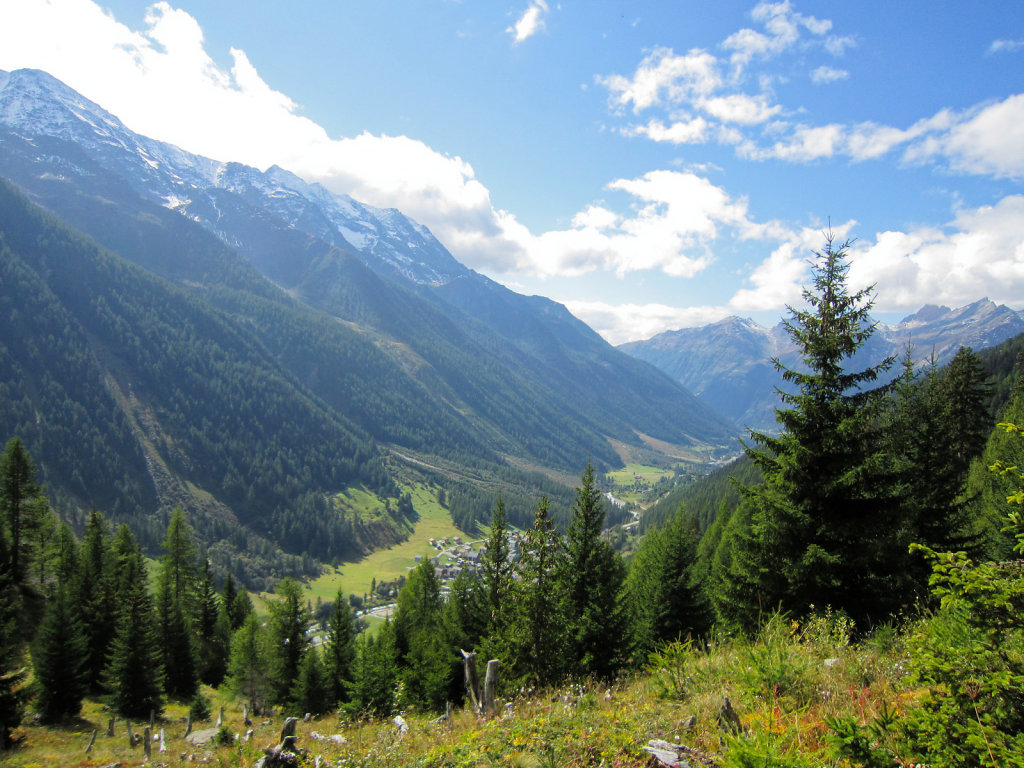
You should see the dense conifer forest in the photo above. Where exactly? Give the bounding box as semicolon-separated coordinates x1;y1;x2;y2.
1;236;1024;767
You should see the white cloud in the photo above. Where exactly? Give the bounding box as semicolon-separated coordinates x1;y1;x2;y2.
563;300;732;345
989;39;1024;54
810;65;848;84
729;221;856;311
848;196;1024;311
698;92;781;124
624;116;709;144
723;1;841;71
597;47;722;114
507;1;548;44
494;170;764;279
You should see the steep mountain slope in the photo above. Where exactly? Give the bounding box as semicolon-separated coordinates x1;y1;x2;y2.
622;302;1024;431
0;177;398;585
0;68;737;471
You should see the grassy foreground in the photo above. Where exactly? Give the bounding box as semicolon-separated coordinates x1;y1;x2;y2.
3;610;921;767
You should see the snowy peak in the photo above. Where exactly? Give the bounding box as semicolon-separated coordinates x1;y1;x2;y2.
0;68;464;288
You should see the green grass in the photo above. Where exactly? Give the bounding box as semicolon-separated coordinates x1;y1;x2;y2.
606;463;674;486
306;481;464;604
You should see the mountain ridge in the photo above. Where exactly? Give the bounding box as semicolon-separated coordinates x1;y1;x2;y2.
620;300;1024;430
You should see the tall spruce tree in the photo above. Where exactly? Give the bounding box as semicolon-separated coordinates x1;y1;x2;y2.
74;510;115;694
348;619;398;718
31;585;88;722
558;463;626;679
507;496;564;686
323;590;357;708
481;497;513;637
266;577;310;708
155;567;198;701
104;525;164;720
723;236;897;629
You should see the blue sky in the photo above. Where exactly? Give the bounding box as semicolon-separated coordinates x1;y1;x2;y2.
2;1;1023;343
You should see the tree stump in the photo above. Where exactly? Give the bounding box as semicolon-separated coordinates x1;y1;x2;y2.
460;649;481;714
483;659;500;717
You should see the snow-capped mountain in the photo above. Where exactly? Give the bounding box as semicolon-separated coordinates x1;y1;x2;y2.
0;67;464;287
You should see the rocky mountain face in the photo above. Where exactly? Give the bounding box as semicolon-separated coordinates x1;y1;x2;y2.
0;68;738;569
621;301;1024;431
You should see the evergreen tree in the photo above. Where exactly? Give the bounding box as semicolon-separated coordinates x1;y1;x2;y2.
161;508;198;617
0;437;42;583
724;236;897;629
74;510;115;694
393;560;451;711
195;559;228;686
348;620;398;718
480;497;513;636
31;585;87;722
0;536;25;748
228;612;269;715
103;525;163;720
293;647;330;716
507;496;564;686
967;375;1024;558
53;521;79;594
624;507;706;659
266;577;310;708
558;463;626;679
155;567;198;700
441;569;487;657
323;590;357;708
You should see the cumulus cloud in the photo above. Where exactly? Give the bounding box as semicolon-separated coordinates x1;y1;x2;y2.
494;170;767;279
848;196;1024;311
507;0;548;44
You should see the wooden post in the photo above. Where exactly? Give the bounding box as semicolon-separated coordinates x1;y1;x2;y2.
184;712;192;737
143;726;152;761
159;728;167;753
216;706;224;727
483;659;499;717
126;720;135;748
84;729;97;754
106;717;115;737
460;649;481;714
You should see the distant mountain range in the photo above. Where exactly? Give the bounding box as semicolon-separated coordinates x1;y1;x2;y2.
620;301;1024;431
0;68;738;574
